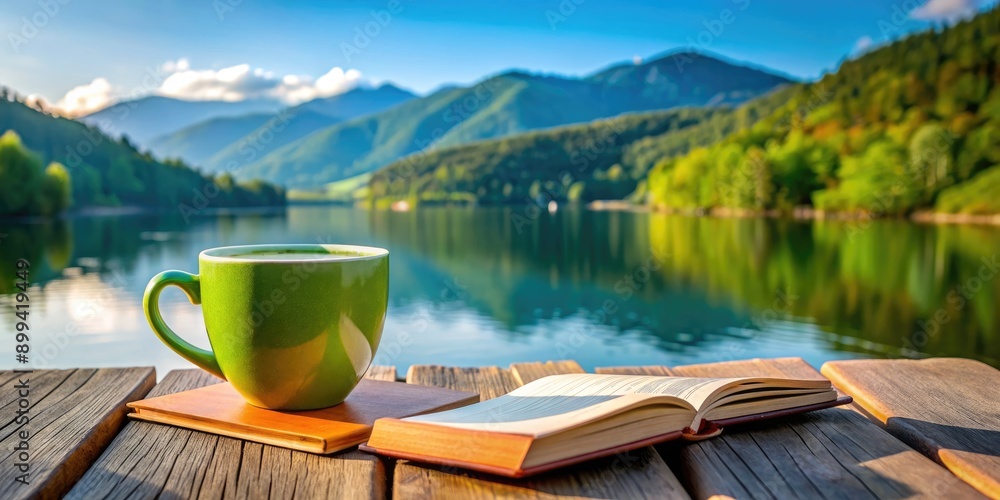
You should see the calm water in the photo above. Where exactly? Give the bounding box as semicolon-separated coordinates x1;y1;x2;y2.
1;206;997;377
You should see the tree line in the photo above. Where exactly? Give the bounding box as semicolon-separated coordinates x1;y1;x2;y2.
0;91;285;217
648;7;1000;215
367;87;797;208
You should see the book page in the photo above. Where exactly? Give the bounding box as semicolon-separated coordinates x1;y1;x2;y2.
404;374;746;436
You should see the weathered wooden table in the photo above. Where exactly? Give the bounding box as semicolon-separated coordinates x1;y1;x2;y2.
2;357;998;499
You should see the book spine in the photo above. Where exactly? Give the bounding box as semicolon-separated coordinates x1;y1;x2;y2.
365;419;534;472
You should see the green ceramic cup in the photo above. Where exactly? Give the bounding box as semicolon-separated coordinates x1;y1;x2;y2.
143;244;389;410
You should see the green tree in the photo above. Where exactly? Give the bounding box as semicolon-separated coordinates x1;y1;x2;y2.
39;162;72;215
0;131;73;216
908;123;953;202
107;157;145;197
0;131;44;214
815;139;921;215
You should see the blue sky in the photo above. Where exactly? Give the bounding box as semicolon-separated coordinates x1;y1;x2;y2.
1;0;995;115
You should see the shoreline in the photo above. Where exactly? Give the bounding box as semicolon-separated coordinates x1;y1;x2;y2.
591;202;1000;227
4;201;1000;227
0;204;289;222
361;198;1000;227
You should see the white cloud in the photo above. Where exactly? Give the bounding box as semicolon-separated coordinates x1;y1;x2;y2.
160;58;190;73
274;67;363;104
852;35;874;55
55;78;120;117
53;59;364;116
158;62;363;104
911;0;979;22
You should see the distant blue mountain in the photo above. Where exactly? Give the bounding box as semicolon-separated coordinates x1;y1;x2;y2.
80;96;283;145
139;84;417;170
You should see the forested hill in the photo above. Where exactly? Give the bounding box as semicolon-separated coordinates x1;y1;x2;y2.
648;6;1000;215
366;86;797;207
0;92;285;216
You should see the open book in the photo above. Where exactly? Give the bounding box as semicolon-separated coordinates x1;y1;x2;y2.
361;373;849;477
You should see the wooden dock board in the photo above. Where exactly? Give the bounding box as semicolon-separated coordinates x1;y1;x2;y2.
363;365;398;382
0;368;154;500
596;365;672;376
509;360;584;385
601;358;984;499
405;365;520;401
396;361;690;499
667;357;828;380
66;367;396;500
823;358;1000;498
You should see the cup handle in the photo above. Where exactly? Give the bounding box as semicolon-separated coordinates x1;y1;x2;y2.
143;270;225;380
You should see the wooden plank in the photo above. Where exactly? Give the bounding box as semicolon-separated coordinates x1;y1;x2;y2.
595;365;672;376
655;358;982;499
66;370;386;500
397;363;690;499
0;368;154;500
394;448;684;499
406;365;520;401
823;358;1000;498
509;360;584;385
364;365;397;382
671;357;827;380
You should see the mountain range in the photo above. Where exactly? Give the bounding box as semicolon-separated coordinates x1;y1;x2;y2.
366;5;1000;215
85;52;793;189
144;84;416;170
80;96;284;144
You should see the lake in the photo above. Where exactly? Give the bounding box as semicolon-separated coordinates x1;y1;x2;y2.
1;206;997;377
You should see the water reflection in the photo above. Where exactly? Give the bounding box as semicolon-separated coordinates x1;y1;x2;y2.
0;207;996;375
